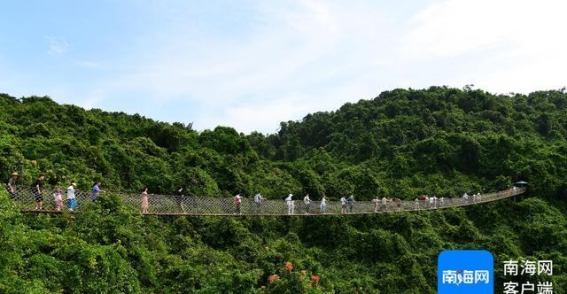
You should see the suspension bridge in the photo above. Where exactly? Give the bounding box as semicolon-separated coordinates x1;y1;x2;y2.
10;186;527;216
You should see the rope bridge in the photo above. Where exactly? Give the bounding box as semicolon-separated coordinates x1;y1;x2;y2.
11;186;527;216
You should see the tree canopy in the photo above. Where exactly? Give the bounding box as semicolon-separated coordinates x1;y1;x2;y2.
0;87;566;293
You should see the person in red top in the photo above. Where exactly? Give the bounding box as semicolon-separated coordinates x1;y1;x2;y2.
234;193;242;215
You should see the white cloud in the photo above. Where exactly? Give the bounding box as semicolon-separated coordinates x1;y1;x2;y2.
21;1;566;134
401;0;567;58
205;94;314;134
45;36;69;56
89;1;395;133
400;0;567;93
145;1;344;100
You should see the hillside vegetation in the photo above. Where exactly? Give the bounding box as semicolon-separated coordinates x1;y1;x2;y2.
0;87;566;293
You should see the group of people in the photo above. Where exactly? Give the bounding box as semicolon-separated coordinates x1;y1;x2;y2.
408;192;483;210
4;171;495;215
277;193;331;215
235;191;485;215
4;172;102;211
234;193;356;215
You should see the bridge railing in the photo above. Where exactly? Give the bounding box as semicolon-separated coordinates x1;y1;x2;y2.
8;185;527;215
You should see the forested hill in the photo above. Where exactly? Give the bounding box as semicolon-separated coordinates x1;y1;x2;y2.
0;88;566;293
252;86;567;200
3;87;567;201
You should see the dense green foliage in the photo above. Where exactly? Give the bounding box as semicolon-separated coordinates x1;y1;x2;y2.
0;87;566;293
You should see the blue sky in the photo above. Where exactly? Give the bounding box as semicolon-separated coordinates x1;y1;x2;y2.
2;0;566;134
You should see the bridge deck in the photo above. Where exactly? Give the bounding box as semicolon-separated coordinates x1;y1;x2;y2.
15;187;526;216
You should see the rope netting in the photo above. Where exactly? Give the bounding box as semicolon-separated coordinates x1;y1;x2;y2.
11;186;527;216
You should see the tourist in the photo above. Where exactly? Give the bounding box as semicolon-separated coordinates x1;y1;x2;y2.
67;182;77;211
53;183;63;211
141;187;149;214
31;174;45;210
92;181;102;202
462;192;470;204
372;196;380;212
340;196;347;214
347;195;355;213
234;193;242;215
285;194;294;215
254;193;264;214
6;172;19;200
175;187;185;212
320;195;327;214
303;194;311;214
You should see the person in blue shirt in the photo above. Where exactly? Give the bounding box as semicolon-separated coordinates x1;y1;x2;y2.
92;181;101;202
347;195;355;213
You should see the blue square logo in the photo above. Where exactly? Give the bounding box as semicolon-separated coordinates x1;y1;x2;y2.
438;250;494;294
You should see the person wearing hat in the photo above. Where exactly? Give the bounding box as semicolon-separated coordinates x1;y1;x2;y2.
285;194;294;215
6;172;19;200
66;182;77;211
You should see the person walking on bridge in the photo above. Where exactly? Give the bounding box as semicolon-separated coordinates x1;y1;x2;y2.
347;195;355;213
53;183;63;211
285;194;294;215
141;187;149;214
320;195;327;214
31;174;45;210
234;193;242;215
175;187;185;212
254;193;264;214
303;194;311;214
340;196;347;214
92;181;102;202
6;172;19;200
372;196;380;212
66;182;77;211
